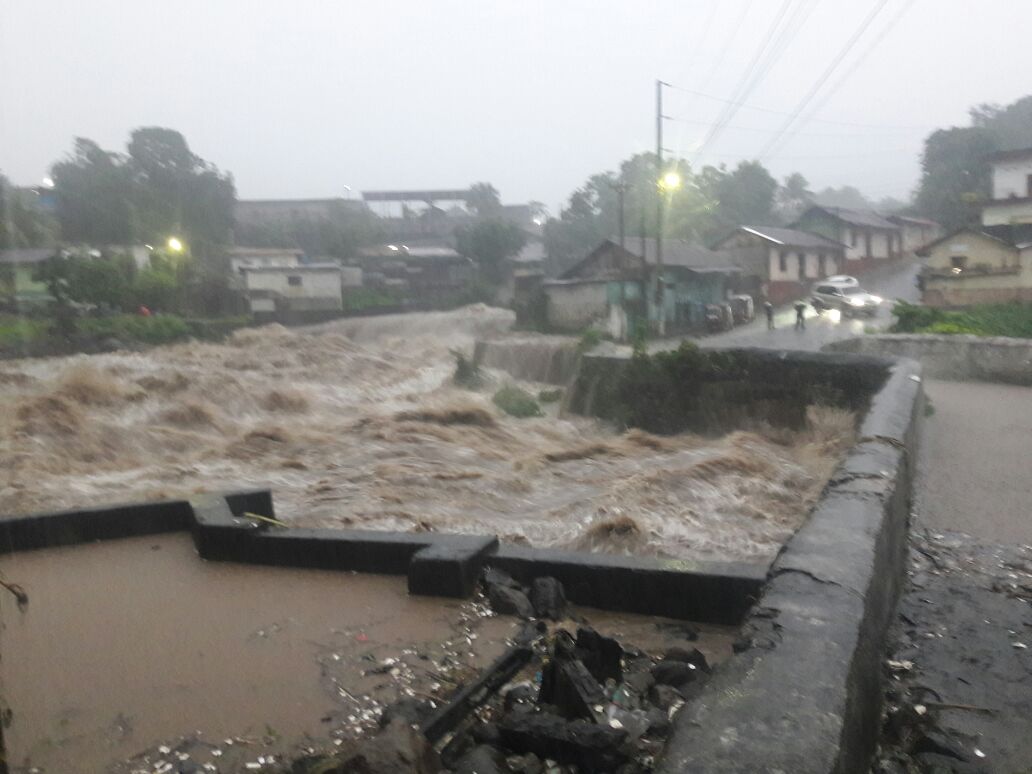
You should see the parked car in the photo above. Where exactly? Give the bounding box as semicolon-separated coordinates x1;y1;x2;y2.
824;274;859;287
811;282;883;317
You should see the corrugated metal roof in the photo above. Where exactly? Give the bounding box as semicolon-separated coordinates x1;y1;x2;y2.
736;226;847;250
801;206;898;230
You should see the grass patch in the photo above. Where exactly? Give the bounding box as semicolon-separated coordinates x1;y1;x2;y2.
492;385;542;418
538;388;563;403
0;316;48;349
891;301;1032;338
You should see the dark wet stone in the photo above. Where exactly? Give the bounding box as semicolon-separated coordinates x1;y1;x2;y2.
453;744;504;774
539;658;605;720
333;718;440;773
647;683;683;711
499;713;628;771
504;752;544;774
530;577;567;620
482;566;523;591
575;627;623;684
471;722;502;746
504;682;537;713
487;584;534;618
650;660;699;688
622;670;655;697
661;646;710;673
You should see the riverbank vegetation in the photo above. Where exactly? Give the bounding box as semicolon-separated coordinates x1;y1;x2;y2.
891;301;1032;338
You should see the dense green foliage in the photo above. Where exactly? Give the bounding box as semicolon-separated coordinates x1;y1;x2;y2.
0;174;60;249
614;341;747;433
51;128;235;255
455;219;527;283
492;385;543;418
915;96;1032;230
891;301;1032;338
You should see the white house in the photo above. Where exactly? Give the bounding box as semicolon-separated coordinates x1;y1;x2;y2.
982;147;1032;230
242;263;353;324
792;206;903;269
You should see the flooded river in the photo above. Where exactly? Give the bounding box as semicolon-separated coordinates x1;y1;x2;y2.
0;305;853;563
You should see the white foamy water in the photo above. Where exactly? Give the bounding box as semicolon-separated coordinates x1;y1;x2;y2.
0;305;853;563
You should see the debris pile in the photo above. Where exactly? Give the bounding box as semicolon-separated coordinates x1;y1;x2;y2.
286;569;711;773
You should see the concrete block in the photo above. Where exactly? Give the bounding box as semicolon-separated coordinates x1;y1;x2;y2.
407;535;499;598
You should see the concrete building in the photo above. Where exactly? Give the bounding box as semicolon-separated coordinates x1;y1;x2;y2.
981;147;1032;235
355;244;474;303
243;263;359;324
540;239;742;339
234;198;367;229
917;228;1032;307
792;206;902;269
887;215;941;254
711;226;847;304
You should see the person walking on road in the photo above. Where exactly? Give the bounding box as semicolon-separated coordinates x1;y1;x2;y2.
764;301;774;330
794;300;806;331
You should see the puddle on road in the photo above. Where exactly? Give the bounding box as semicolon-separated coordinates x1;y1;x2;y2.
0;533;734;773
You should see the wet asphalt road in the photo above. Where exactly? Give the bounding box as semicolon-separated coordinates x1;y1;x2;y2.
698;257;922;352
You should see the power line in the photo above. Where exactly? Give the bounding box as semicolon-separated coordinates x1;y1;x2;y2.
665;115;919;138
666;83;933;129
757;0;892;160
690;0;798;158
693;0;820;159
696;0;756;94
776;0;917;153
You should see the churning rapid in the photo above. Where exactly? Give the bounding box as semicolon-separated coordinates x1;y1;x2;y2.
0;306;854;563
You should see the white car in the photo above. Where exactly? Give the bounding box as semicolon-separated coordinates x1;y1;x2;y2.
824;274;859;287
811;283;883;317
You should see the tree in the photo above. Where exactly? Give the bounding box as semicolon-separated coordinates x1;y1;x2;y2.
700;160;779;242
467;182;502;217
127;127;235;256
455;219;526;284
915;127;995;231
775;173;814;222
813;185;873;210
65;253;136;310
52;138;134;244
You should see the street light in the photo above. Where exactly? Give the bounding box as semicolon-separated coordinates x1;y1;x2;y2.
659;170;682;192
167;237;184;253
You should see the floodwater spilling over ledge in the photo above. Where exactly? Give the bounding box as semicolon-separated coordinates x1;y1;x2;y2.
0;306;857;565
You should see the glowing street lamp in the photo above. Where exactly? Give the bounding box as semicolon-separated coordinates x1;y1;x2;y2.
659;170;682;191
167;237;184;253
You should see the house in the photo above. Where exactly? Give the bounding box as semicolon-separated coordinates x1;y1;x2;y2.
242;263;357;324
916;228;1032;306
917;147;1032;307
355;244;474;303
981;147;1032;242
792;206;902;269
541;239;742;338
0;247;55;302
227;247;304;289
711;226;847;304
887;215;941;254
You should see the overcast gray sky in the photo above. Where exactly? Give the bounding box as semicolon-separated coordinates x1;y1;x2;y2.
2;0;1030;211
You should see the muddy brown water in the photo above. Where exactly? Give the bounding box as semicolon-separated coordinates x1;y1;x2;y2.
0;533;735;773
0;305;854;564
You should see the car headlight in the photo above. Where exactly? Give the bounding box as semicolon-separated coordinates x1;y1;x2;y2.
848;298;865;306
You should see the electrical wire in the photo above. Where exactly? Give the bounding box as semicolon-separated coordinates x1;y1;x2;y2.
757;0;892;160
772;0;917;155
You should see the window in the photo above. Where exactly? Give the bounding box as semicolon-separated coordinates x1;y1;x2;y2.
850;229;857;247
778;250;788;272
950;256;967;271
797;252;806;279
817;253;826;277
287;274;302;286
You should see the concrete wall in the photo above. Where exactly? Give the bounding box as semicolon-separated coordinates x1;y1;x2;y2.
921;233;1032;306
992;157;1032;200
543;280;608;331
245;269;343;301
982;198;1032;227
826;333;1032;385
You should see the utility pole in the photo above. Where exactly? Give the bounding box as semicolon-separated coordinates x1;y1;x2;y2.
655;79;666;336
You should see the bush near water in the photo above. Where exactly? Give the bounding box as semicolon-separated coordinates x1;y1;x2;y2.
891;301;1032;338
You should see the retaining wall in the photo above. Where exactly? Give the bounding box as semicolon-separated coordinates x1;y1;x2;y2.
826;333;1032;385
657;355;922;774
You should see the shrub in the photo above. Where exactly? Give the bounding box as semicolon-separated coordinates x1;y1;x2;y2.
538;388;563;403
577;328;603;353
78;314;191;344
493;385;542;418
